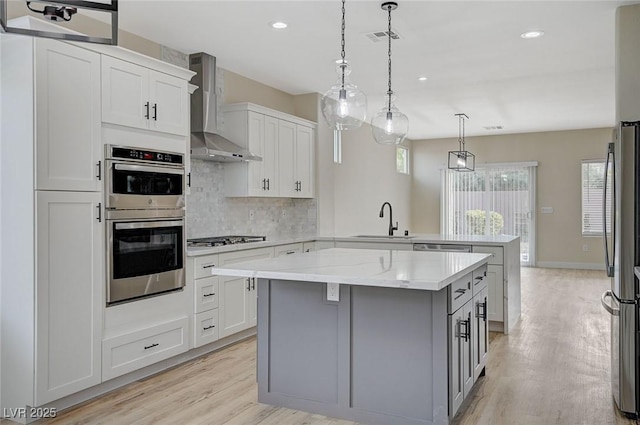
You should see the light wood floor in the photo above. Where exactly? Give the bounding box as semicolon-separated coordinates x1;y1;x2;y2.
4;268;637;425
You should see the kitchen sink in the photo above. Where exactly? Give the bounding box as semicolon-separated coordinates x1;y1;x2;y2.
353;235;416;240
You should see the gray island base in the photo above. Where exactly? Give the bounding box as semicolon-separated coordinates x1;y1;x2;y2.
213;248;491;425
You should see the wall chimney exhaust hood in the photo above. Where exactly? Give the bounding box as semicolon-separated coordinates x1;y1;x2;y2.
189;52;261;162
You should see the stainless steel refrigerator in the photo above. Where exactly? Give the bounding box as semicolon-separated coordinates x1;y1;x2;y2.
601;121;640;416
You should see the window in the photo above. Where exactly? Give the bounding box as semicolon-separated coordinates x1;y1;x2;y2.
581;160;611;236
396;146;409;174
333;130;342;164
441;163;537;265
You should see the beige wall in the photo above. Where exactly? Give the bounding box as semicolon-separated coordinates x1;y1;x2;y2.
411;127;612;268
333;125;412;236
222;70;295;115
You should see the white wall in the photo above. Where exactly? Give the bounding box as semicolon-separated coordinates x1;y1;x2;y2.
332;124;412;236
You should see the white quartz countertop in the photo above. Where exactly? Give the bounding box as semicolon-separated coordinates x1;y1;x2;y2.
212;248;491;291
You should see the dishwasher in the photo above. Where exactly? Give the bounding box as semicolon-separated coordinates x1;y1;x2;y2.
413;243;472;252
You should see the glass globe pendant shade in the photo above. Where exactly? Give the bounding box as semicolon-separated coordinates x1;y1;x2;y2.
371;101;409;145
321;62;368;131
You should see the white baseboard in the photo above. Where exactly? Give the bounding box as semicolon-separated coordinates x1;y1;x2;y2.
535;261;604;271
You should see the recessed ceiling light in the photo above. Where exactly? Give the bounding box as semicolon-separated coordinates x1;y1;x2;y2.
270;21;288;29
417;76;428;81
520;30;544;39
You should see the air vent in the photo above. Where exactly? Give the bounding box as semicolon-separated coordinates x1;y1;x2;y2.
365;29;401;42
483;125;504;130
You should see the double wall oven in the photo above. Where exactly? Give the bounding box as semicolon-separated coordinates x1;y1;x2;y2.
105;145;186;305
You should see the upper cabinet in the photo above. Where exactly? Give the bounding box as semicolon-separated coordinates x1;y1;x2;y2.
35;39;102;192
101;56;189;136
222;103;315;199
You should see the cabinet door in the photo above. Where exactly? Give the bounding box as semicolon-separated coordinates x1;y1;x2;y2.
35;39;101;192
295;125;314;198
461;301;474;398
263;115;279;196
473;285;489;381
101;56;149;130
148;70;189;136
278;120;297;197
218;276;252;338
35;191;103;404
448;308;465;417
247;112;266;195
487;265;504;322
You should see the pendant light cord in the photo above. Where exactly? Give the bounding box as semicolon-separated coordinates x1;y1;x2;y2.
340;0;346;89
386;4;393;112
458;114;467;151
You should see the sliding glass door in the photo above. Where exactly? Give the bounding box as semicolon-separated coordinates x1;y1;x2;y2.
441;163;536;266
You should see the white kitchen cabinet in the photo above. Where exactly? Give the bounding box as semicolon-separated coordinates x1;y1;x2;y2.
102;56;188;136
223;109;280;196
218;248;273;337
35;191;104;404
486;264;504;323
223;103;316;198
35;39;102;192
102;317;189;381
274;243;303;257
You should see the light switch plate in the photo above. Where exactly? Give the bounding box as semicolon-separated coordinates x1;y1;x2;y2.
327;282;340;302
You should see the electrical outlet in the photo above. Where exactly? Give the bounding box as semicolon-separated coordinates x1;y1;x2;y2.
281;209;287;218
327;282;340;302
583;244;589;252
249;209;255;220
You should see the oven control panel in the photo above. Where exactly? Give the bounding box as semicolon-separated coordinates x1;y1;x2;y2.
109;146;184;165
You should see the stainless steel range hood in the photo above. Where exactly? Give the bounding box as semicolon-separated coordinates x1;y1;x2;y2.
189;52;261;162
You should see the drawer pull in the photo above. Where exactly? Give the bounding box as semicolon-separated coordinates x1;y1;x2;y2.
202;264;216;269
144;343;159;350
286;251;295;255
476;301;487;321
203;325;216;331
454;288;467;300
203;293;216;297
458;319;470;341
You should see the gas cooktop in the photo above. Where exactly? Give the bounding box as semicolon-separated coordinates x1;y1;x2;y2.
187;235;266;247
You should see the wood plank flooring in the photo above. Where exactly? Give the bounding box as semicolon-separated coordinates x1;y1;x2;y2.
3;268;637;425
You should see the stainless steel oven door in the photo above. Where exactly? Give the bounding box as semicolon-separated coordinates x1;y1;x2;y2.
107;217;185;305
106;160;185;210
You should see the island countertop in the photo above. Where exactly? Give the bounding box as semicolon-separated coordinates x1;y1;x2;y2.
211;248;490;291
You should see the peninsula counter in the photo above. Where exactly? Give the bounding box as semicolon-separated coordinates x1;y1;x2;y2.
213;248;491;425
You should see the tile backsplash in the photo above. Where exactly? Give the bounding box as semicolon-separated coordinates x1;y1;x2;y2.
186;159;317;240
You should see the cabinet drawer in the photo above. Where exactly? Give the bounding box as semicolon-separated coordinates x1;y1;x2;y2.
449;272;472;314
472;264;488;294
194;254;219;279
472;245;503;265
274;243;303;257
193;309;219;348
195;276;219;314
102;317;188;381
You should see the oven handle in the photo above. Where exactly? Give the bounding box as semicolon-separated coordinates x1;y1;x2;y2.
113;163;184;175
114;220;184;230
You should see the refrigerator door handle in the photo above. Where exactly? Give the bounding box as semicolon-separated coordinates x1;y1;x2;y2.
601;290;620;316
603;141;616;278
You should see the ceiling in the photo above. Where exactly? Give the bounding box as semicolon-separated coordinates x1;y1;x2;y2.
94;1;640;139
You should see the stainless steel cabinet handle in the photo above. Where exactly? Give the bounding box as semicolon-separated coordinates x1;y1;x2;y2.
458;319;470;341
262;179;266;190
202;264;216;269
96;161;102;181
187;172;191;188
267;178;270;190
152;103;157;121
203;325;215;331
144;343;159;350
601;290;620;316
203;293;215;297
476;301;487;321
286;251;295;255
246;279;250;291
96;203;102;223
454;288;466;300
144;101;150;119
251;279;255;290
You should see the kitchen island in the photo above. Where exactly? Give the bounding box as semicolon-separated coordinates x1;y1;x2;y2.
213;248;491;425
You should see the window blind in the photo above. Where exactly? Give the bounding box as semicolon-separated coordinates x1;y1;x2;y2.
581;160;611;236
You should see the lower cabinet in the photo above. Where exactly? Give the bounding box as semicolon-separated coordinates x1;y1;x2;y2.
486;264;504;322
35;191;103;405
194;309;219;347
218;248;273;338
102;317;189;381
448;267;489;419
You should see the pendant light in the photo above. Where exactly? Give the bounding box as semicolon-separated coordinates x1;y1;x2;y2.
448;113;475;172
321;0;367;131
371;1;408;145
